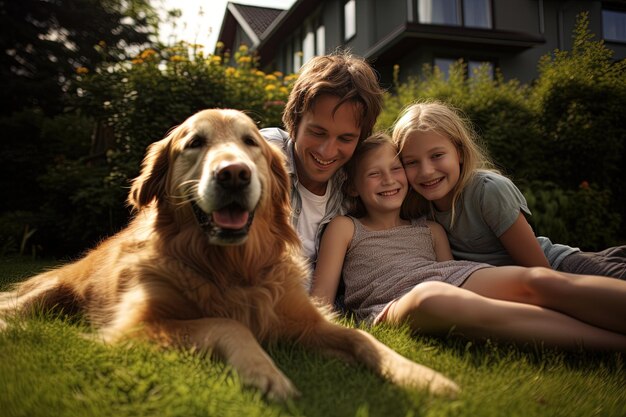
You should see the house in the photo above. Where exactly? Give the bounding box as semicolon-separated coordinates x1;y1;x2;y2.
217;0;626;86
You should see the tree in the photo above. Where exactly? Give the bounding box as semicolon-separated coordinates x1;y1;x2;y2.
0;0;158;116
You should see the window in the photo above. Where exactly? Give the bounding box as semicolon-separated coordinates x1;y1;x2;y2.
468;60;494;78
303;24;315;64
287;15;325;71
434;58;456;78
435;57;494;79
463;0;491;28
419;0;492;29
344;0;356;40
419;0;459;26
284;41;293;73
292;31;302;72
603;9;626;42
316;24;326;56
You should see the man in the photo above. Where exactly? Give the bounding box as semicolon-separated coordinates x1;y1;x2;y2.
261;52;384;271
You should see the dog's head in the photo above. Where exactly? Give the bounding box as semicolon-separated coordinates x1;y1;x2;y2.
128;109;294;246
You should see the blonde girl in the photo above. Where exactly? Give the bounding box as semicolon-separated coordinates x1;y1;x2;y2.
311;132;626;349
392;101;625;279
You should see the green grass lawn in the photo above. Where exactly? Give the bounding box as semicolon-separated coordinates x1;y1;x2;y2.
1;257;624;417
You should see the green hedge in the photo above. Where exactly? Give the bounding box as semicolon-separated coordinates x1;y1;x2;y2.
379;13;625;250
1;43;295;257
1;13;624;256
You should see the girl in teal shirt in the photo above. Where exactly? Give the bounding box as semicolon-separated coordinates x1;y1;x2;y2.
391;101;625;279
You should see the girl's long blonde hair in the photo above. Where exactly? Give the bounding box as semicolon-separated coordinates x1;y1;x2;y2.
391;100;497;228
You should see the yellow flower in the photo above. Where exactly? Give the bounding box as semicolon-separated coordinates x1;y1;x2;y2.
279;87;289;95
131;58;144;65
273;71;283;78
237;56;252;64
76;66;89;75
170;55;186;62
225;67;236;76
265;74;277;81
140;49;157;59
210;55;222;64
216;41;225;50
265;84;276;91
238;44;249;53
255;70;265;77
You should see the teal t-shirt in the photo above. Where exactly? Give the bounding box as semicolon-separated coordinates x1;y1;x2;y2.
432;171;578;268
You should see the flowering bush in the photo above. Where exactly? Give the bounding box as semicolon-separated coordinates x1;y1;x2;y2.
29;42;297;256
72;40;296;197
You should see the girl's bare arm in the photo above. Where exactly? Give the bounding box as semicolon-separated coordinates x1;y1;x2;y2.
427;221;455;262
499;213;551;268
310;216;354;305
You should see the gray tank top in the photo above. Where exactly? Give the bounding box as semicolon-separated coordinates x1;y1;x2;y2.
343;216;490;322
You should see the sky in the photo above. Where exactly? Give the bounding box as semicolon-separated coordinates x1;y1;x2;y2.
157;0;297;50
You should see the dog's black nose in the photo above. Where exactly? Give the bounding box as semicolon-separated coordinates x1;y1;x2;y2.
216;162;251;189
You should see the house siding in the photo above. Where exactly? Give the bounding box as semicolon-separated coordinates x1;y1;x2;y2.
220;0;626;86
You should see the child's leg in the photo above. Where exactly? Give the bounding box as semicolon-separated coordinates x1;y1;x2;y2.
461;266;626;334
556;247;626;280
384;281;626;350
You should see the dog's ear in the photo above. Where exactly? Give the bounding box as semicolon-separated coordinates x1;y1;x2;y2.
128;136;172;210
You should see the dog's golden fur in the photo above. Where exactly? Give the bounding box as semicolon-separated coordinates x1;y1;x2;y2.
0;109;458;399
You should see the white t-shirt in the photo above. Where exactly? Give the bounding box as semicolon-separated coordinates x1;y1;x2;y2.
296;182;330;261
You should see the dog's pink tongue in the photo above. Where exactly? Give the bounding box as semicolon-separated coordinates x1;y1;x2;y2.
212;208;249;229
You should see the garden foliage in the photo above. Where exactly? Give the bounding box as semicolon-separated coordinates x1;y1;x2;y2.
0;43;295;257
0;13;623;256
379;13;625;250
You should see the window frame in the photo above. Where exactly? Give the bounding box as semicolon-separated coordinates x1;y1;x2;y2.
602;8;626;43
418;0;493;29
343;0;357;41
434;56;496;80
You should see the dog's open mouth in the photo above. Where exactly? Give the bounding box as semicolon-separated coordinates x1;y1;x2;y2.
192;202;254;242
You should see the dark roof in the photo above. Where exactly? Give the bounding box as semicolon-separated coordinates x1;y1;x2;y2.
217;2;286;50
232;3;284;38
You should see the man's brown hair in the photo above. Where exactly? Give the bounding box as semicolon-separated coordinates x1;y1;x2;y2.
282;51;384;142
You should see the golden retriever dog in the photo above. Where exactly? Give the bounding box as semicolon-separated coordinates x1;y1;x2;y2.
0;109;458;400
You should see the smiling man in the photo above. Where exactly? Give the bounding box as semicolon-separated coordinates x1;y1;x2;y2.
261;52;383;270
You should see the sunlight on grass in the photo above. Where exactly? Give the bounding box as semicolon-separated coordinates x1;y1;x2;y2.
1;258;625;417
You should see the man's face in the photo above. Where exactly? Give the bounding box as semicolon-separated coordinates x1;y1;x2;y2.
293;95;362;195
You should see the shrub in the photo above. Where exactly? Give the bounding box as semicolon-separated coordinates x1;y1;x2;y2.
74;42;295;196
380;62;542;180
520;181;621;250
0;211;41;257
0;109;47;212
381;13;625;248
531;13;626;233
15;42;296;257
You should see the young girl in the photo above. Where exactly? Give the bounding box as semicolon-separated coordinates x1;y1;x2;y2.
391;101;626;279
311;133;626;349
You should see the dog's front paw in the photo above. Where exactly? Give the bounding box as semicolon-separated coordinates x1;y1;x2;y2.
386;355;460;398
239;365;300;401
425;372;460;397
